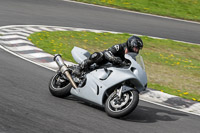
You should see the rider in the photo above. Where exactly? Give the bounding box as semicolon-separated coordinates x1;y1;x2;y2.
73;35;143;75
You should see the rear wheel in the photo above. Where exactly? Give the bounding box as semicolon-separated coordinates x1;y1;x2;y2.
105;89;139;118
49;73;72;98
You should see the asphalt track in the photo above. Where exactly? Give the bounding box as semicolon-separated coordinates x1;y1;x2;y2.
0;0;200;133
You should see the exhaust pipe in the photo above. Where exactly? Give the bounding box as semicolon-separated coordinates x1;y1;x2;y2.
54;54;77;89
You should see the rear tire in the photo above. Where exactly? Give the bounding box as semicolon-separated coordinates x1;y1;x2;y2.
49;73;72;98
105;90;139;118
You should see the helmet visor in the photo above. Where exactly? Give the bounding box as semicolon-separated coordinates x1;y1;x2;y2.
132;47;139;53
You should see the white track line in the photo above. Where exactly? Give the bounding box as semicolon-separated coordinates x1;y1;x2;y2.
0;45;55;71
63;0;200;25
25;27;42;32
0;35;27;39
1;39;33;45
4;45;41;51
0;28;30;33
0;29;33;34
0;32;30;36
21;53;53;59
39;27;54;31
140;98;200;116
0;29;19;32
51;27;69;31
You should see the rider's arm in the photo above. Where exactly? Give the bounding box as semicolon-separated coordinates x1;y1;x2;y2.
104;44;122;64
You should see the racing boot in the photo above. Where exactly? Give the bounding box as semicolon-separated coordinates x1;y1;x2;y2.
72;60;89;76
72;65;82;76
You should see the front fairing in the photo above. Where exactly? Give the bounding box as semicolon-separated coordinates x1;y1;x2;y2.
124;53;147;90
125;52;145;70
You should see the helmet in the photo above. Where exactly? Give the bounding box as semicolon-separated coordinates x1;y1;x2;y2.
127;35;143;52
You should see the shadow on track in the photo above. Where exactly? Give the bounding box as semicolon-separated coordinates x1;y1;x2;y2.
122;105;188;123
65;96;105;111
65;96;188;123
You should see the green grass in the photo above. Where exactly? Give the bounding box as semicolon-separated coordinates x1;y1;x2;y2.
28;31;200;102
74;0;200;22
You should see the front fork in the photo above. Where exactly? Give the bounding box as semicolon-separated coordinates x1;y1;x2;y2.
116;85;135;99
117;86;123;99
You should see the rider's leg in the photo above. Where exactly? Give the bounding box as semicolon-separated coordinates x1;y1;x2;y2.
72;52;104;76
72;59;93;76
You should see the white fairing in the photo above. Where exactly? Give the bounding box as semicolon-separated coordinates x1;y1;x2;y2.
70;47;147;106
71;47;90;63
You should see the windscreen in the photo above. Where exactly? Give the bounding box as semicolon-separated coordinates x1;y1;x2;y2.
125;53;145;70
135;54;145;70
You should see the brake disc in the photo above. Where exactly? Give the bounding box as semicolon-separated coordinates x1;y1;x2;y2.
110;93;130;108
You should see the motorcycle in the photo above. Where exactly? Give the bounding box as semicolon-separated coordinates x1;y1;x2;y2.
49;46;147;118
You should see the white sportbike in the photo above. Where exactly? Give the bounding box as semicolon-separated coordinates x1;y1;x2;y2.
49;47;147;118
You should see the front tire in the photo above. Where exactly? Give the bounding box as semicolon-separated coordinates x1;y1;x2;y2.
49;73;72;98
105;90;139;118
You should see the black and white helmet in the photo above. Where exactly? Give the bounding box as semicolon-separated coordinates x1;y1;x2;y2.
127;35;143;52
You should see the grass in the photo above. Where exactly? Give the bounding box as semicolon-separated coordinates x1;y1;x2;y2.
73;0;200;22
28;31;200;102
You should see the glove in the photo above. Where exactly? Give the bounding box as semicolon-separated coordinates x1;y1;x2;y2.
121;61;127;66
113;57;123;65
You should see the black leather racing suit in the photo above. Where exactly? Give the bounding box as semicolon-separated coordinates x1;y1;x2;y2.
104;43;127;64
80;43;128;69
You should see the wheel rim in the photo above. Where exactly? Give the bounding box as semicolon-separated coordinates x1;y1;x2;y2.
51;74;69;89
108;91;134;112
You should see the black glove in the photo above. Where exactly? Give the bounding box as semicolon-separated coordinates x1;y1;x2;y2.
113;57;123;65
121;61;127;66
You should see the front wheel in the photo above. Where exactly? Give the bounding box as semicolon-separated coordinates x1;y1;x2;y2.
49;73;72;98
105;90;139;118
